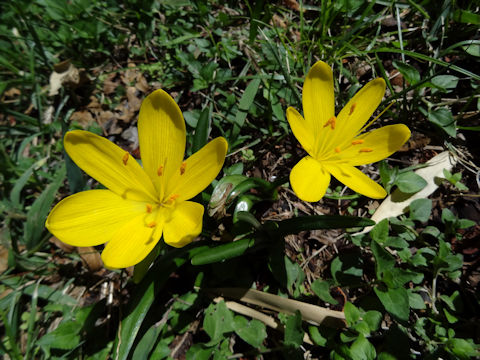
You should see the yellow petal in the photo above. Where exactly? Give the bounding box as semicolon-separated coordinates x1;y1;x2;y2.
340;124;411;166
286;107;316;156
290;156;331;202
101;211;163;269
324;163;387;199
64;130;157;202
302;61;335;155
46;190;145;247
166;137;228;202
318;78;386;157
138;89;186;198
163;201;203;248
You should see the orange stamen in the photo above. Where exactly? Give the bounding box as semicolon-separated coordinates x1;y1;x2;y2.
335;147;341;153
169;194;180;201
349;103;356;115
351;139;364;145
180;162;187;175
122;152;129;165
146;204;153;213
323;116;336;129
359;148;373;153
147;221;156;228
157;165;164;176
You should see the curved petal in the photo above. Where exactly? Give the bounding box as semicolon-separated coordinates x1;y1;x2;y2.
290;156;331;202
163;201;203;248
340;124;411;166
46;190;145;247
318;78;386;157
101;211;162;269
64;130;157;202
302;61;335;155
166;137;228;202
138;89;186;198
286;107;316;156
324;163;387;199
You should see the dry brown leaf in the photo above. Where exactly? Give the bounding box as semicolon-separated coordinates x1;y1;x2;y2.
77;247;103;271
283;0;300;11
126;86;142;112
135;74;150;93
49;236;75;253
210;287;345;328
0;244;9;274
49;61;80;96
70;110;94;127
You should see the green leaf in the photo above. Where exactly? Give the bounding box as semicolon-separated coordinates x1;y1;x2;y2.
407;290;426;310
374;285;410;322
331;253;364;286
190;238;255;265
370;241;395;281
453;9;480;25
349;333;376;360
185;344;213;360
370;218;389;244
308;325;327;347
113;249;189;360
446;338;479;359
203;300;235;344
344;302;361;326
395;172;427;193
25;165;66;249
431;75;459;93
192;104;211;153
284;310;304;347
363;311;382;332
233;316;267;348
409;198;432;222
392;60;420;85
427;108;457;137
231;78;261;140
132;322;166;360
275;215;375;236
311;280;338;305
37;321;82;350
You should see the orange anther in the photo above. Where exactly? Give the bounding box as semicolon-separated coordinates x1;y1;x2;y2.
146;204;153;213
147;221;156;228
323;116;336;129
359;148;373;153
349;103;356;115
157;165;164;176
351;139;364;145
335;147;341;153
122;152;129;165
180;162;187;175
169;194;180;201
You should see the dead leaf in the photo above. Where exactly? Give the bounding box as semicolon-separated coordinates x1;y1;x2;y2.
359;151;457;233
70;110;94;127
126;86;142;112
49;61;80;96
49;236;75;253
77;247;103;271
0;245;9;274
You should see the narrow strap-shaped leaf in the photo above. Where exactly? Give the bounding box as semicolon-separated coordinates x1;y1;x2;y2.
273;215;375;236
231;78;261;140
192;103;211;154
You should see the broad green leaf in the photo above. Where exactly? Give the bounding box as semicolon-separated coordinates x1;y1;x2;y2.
427;108;457;137
25;165;66;249
431;75;459;93
331;253;364;286
308;325;327;347
192;104;211;153
113;248;190;360
284;310;304;347
374;285;410;322
311;280;338;305
363;311;382;332
231;78;261;140
344;302;361;326
409;198;432;222
370;218;389;244
392;60;420;85
349;333;376;360
203;300;235;344
395;172;427;193
370;241;395;281
37;321;82;350
407;290;426;310
185;344;213;360
233;316;267;348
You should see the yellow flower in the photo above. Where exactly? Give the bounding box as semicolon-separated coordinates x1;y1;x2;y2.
46;89;228;269
287;61;410;202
